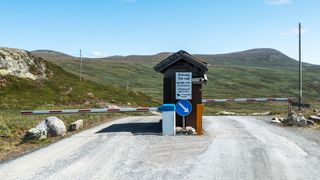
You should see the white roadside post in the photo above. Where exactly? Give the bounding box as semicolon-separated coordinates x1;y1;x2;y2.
159;104;176;136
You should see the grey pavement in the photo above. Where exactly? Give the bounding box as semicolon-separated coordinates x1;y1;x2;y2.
0;116;319;180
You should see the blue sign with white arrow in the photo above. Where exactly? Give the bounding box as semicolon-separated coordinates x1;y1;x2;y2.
175;99;192;117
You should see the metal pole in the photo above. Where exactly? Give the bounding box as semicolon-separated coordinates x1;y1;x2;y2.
80;49;82;81
298;23;302;110
183;116;186;129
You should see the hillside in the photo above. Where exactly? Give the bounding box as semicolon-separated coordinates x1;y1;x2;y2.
31;51;320;99
32;48;317;69
0;47;157;110
31;48;320;114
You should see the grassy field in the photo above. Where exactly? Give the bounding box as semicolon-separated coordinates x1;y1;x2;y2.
46;59;320;112
0;61;159;110
0;60;159;161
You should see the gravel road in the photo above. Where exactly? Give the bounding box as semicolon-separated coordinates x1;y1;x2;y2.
0;116;319;180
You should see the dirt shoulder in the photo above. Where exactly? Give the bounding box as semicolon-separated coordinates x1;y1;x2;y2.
0;111;140;162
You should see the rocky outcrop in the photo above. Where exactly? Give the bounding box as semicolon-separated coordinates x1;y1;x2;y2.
0;47;48;80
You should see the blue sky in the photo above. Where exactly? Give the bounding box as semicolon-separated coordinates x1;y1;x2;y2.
1;0;319;64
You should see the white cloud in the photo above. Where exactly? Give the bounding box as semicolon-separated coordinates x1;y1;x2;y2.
91;51;109;58
265;0;292;5
281;27;308;36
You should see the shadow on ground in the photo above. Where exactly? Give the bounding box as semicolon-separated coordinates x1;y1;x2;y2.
96;122;162;135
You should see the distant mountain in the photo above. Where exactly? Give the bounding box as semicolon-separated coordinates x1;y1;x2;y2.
32;48;316;69
31;50;74;61
196;48;313;69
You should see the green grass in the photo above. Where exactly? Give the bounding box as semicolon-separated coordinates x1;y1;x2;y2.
0;60;159;160
48;59;320;107
0;61;159;110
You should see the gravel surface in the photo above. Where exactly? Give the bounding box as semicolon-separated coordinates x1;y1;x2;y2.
0;116;319;180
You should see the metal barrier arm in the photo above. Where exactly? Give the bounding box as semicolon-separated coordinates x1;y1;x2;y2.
202;97;291;104
21;107;159;115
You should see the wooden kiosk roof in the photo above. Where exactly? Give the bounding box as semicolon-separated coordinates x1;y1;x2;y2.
153;50;208;74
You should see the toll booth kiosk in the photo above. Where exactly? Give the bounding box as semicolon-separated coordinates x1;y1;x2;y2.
154;50;208;134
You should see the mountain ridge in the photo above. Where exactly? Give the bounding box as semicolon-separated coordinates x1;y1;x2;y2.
31;48;317;69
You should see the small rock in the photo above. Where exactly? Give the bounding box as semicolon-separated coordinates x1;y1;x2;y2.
0;122;11;137
309;115;320;123
306;120;316;126
313;109;319;113
282;112;297;126
69;119;84;131
176;127;183;133
24;127;47;141
271;117;281;124
217;111;237;115
84;100;90;106
46;116;66;136
186;126;196;135
316;113;320;118
127;102;131;106
296;113;308;126
86;92;94;98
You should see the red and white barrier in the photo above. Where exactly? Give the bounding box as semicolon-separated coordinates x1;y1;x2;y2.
202;97;291;104
21;107;159;115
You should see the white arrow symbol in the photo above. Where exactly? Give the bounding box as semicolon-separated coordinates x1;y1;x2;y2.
178;103;189;113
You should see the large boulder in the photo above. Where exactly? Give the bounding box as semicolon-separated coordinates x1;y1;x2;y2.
69;119;83;131
45;116;66;136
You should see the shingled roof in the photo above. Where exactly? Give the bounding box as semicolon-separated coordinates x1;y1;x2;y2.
154;50;208;74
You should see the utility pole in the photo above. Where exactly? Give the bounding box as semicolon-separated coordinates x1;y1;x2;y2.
298;23;302;110
80;49;83;81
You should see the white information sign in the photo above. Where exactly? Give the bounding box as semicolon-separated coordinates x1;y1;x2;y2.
176;72;192;100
